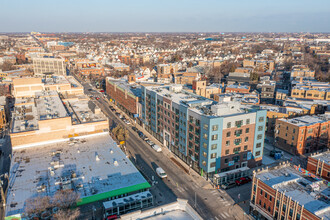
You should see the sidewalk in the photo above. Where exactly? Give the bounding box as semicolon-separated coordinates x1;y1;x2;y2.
112;103;213;190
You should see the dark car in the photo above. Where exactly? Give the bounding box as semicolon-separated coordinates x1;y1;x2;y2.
235;177;252;186
138;131;144;137
132;127;138;132
221;181;236;190
269;150;283;157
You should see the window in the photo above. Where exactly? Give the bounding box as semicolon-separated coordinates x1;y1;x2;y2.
234;138;241;145
226;141;230;146
257;134;263;140
203;124;208;130
289;209;293;217
244;145;248;150
263;203;266;209
203;143;207;149
225;150;229;155
203;152;207;158
211;153;217;159
269;195;272;201
224;158;229;163
235;120;243;127
233;147;241;153
258;117;264;122
212;125;218;131
245;128;250;133
210;162;216;168
211;144;217;150
265;192;268;198
212;134;218;140
276;200;279;207
227;122;231;128
256;143;261;148
283;204;286;212
258;126;263;131
296;213;301;220
226;132;231;137
256;151;261;156
246;119;250;124
259;200;261;205
253;185;256;192
203;133;208;140
202;160;206;166
260;189;263;195
245;137;249;142
268;206;271;212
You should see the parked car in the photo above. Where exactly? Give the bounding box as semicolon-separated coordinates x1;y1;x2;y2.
146;140;155;146
96;97;100;100
152;144;162;152
156;167;167;178
235;177;252;186
221;181;236;190
115;113;121;117
131;127;138;132
124;119;131;125
269;150;283;157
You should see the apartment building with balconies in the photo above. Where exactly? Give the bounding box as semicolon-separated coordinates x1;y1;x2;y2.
141;85;266;178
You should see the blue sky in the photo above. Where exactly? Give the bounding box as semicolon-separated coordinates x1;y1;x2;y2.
1;0;329;32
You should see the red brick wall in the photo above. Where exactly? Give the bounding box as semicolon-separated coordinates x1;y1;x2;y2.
307;156;330;181
106;81;138;115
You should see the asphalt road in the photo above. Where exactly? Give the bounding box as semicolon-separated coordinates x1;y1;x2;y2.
76;76;249;220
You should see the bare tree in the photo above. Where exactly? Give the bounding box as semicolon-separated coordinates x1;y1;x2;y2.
52;189;80;209
112;125;129;143
55;208;80;220
25;196;51;215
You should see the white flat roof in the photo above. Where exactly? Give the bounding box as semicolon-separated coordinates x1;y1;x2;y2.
6;134;148;217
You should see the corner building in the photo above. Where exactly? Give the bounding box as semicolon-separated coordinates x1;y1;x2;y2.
141;85;266;178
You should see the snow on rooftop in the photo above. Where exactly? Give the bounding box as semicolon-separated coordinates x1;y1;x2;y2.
6;134;148;217
256;165;330;219
279;115;330;127
312;151;330;164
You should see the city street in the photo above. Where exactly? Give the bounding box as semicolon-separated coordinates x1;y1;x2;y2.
75;75;251;220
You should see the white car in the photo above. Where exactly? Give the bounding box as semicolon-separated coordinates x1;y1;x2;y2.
146;140;155;146
156;167;167;179
152;144;162;152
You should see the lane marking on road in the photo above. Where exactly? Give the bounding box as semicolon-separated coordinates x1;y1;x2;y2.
224;212;230;217
214;216;219;220
220;213;226;218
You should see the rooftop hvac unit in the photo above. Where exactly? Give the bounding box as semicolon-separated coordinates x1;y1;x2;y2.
95;153;100;161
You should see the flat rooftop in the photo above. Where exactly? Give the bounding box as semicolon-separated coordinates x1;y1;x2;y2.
278;115;330;127
256;164;330;220
312;151;330;164
108;78;142;98
6;134;149;217
146;85;258;117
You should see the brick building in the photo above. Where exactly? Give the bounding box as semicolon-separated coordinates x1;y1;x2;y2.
106;79;141;117
259;105;314;137
225;84;250;94
274;115;330;155
307;151;330;181
0;96;7;132
250;162;329;220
